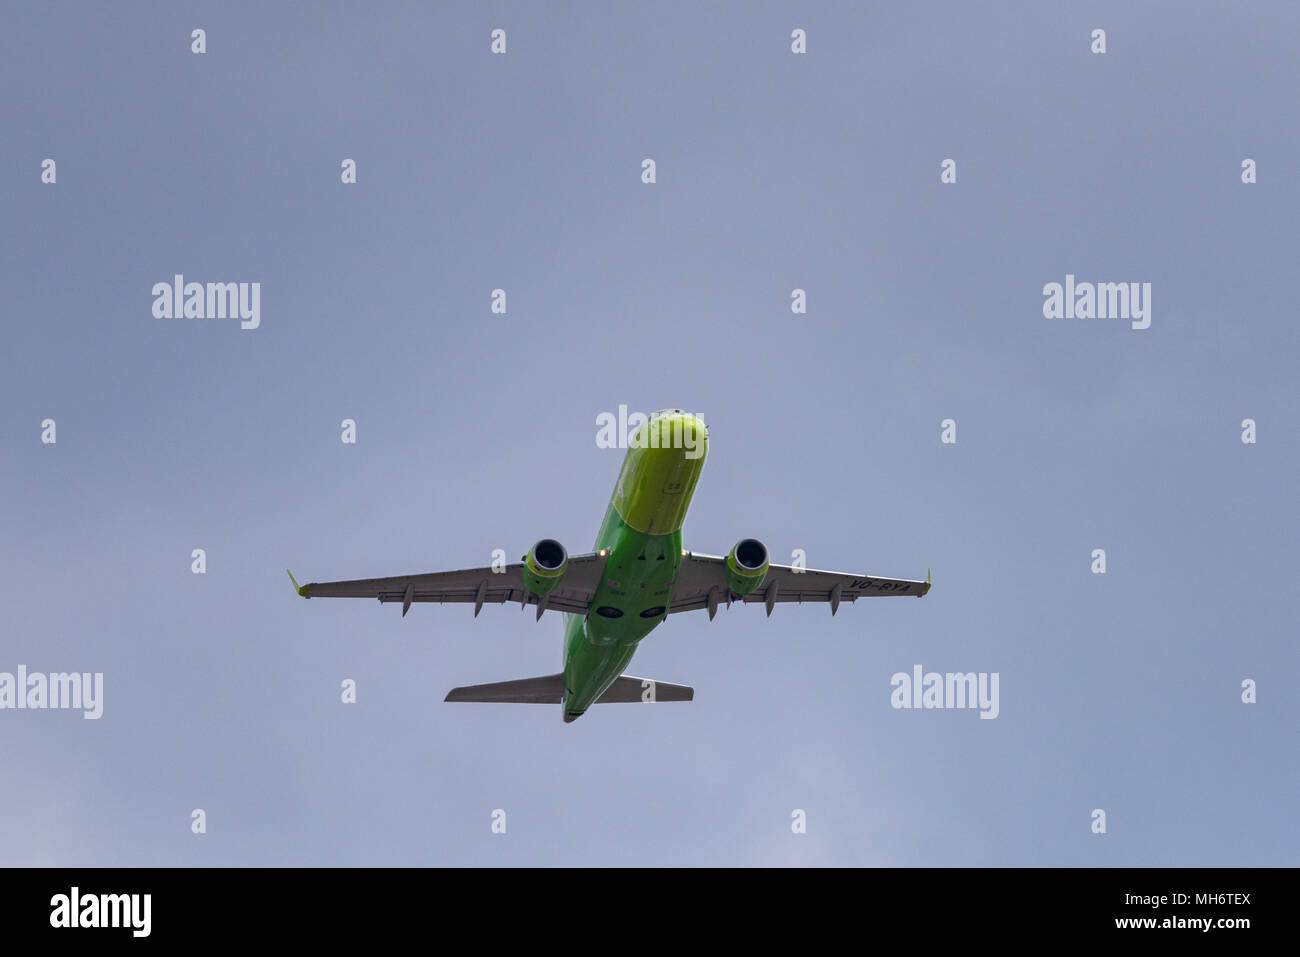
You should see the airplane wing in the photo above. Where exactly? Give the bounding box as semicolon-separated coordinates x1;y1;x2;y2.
287;552;608;620
668;553;930;618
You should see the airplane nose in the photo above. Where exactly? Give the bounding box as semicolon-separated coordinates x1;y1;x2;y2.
612;412;709;535
647;412;708;463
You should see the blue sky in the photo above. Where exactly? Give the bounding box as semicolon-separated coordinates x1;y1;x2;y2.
1;2;1295;865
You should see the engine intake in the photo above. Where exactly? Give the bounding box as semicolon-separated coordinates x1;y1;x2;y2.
726;538;769;595
522;538;568;597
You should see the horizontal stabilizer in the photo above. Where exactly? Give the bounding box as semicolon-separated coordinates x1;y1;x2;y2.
445;674;566;704
444;673;694;704
596;675;694;703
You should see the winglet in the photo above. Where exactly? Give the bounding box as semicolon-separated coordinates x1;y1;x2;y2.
922;567;932;597
286;568;311;598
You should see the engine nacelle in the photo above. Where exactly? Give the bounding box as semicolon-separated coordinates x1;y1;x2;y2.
726;538;769;595
522;538;568;597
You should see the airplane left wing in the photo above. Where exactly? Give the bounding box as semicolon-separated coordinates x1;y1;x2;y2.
668;553;930;618
287;552;608;620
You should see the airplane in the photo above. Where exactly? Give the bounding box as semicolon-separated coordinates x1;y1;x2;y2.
288;410;931;722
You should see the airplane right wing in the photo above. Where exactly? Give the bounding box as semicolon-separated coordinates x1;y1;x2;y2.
668;553;930;618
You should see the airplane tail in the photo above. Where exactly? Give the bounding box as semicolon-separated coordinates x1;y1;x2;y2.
444;673;694;705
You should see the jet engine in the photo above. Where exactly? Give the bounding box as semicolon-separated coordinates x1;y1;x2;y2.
725;538;769;595
522;538;568;597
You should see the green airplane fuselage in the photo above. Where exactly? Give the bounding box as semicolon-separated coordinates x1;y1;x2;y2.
561;412;708;721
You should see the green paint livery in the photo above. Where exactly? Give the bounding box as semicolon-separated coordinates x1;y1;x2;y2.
292;410;930;722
